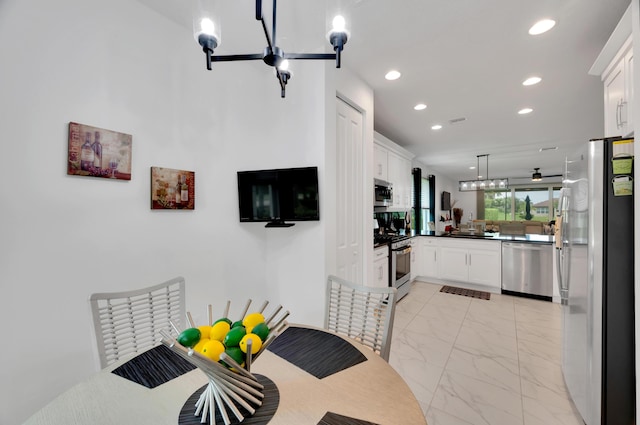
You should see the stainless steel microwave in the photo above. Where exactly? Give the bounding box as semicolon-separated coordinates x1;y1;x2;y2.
374;179;393;207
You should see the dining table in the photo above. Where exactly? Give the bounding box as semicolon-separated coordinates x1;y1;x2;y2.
23;325;427;425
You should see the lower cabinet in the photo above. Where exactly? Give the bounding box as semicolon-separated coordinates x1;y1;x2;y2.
420;237;439;280
372;246;389;289
412;236;502;292
438;239;502;290
410;238;421;280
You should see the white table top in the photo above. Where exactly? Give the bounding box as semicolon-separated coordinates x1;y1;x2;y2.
24;325;427;425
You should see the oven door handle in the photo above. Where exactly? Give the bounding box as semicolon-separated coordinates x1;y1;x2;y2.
392;246;412;254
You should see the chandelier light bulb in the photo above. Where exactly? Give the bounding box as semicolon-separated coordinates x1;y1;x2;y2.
332;15;346;32
279;59;290;71
200;18;216;36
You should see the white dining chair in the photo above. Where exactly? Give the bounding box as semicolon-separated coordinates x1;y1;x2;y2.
324;275;397;362
89;276;186;368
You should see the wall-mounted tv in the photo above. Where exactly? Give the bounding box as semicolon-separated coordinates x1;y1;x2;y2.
441;191;451;210
237;166;319;227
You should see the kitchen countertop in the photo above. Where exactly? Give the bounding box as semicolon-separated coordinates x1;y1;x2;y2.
411;230;554;244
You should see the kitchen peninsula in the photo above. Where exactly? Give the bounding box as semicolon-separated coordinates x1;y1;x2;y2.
409;231;556;301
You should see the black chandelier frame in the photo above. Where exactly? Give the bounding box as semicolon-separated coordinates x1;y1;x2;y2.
197;0;348;97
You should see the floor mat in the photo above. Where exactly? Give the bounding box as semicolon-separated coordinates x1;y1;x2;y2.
440;285;491;300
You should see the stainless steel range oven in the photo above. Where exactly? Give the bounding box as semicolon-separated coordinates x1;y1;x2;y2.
391;236;411;300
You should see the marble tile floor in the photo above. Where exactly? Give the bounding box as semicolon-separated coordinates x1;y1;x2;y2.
389;280;584;425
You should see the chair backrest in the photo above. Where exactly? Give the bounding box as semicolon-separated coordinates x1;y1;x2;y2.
324;275;397;361
89;276;185;368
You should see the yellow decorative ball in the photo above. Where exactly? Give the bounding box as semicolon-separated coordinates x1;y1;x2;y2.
193;338;210;354
242;312;265;329
201;340;225;361
239;333;263;354
197;325;212;340
209;321;231;342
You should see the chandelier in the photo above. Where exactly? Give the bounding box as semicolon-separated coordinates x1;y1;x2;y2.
458;154;509;192
194;0;350;98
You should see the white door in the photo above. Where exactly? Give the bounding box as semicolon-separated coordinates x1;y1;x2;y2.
335;98;364;282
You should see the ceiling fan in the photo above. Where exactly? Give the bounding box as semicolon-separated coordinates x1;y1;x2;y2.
528;167;563;181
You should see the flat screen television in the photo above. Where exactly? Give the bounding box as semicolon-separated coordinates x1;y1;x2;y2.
441;191;451;210
237;166;319;227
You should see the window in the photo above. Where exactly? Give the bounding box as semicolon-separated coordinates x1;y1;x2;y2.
483;186;561;222
484;190;511;220
410;174;433;232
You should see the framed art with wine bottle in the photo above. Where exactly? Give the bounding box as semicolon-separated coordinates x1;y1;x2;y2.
150;167;195;210
67;122;132;180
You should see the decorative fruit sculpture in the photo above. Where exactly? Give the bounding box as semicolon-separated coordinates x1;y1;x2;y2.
176;310;273;370
162;300;289;425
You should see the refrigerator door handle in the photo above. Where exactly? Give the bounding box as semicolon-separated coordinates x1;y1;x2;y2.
556;190;569;304
556;247;568;305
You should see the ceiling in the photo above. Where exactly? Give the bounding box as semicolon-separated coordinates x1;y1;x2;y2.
137;0;630;184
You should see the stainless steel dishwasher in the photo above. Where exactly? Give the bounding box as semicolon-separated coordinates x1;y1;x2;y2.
501;242;553;299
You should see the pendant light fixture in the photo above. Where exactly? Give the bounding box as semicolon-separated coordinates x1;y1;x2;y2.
194;0;350;98
458;154;509;192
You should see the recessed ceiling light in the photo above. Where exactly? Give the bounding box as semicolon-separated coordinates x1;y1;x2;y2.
385;70;401;80
431;124;442;130
529;19;556;35
539;146;558;152
523;76;542;86
414;103;427;111
518;108;533;115
469;166;476;170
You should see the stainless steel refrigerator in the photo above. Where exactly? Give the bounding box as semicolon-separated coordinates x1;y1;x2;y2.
557;137;635;425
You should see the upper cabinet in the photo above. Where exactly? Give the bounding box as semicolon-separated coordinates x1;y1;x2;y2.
603;37;633;137
374;132;414;211
590;4;633;138
373;143;388;181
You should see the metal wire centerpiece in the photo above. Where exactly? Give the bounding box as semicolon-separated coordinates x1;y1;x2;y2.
161;299;289;425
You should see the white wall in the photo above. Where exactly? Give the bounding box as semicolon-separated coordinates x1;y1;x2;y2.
0;0;340;423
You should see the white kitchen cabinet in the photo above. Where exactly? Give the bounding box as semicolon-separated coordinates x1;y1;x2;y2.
438;246;469;282
387;151;412;209
374;132;414;211
409;237;421;280
603;37;633;137
437;239;502;290
420;237;439;280
589;4;633;138
373;143;388;181
467;246;501;287
371;245;389;289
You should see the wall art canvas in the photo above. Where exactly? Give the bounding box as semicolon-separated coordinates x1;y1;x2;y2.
151;167;195;210
67;122;132;180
